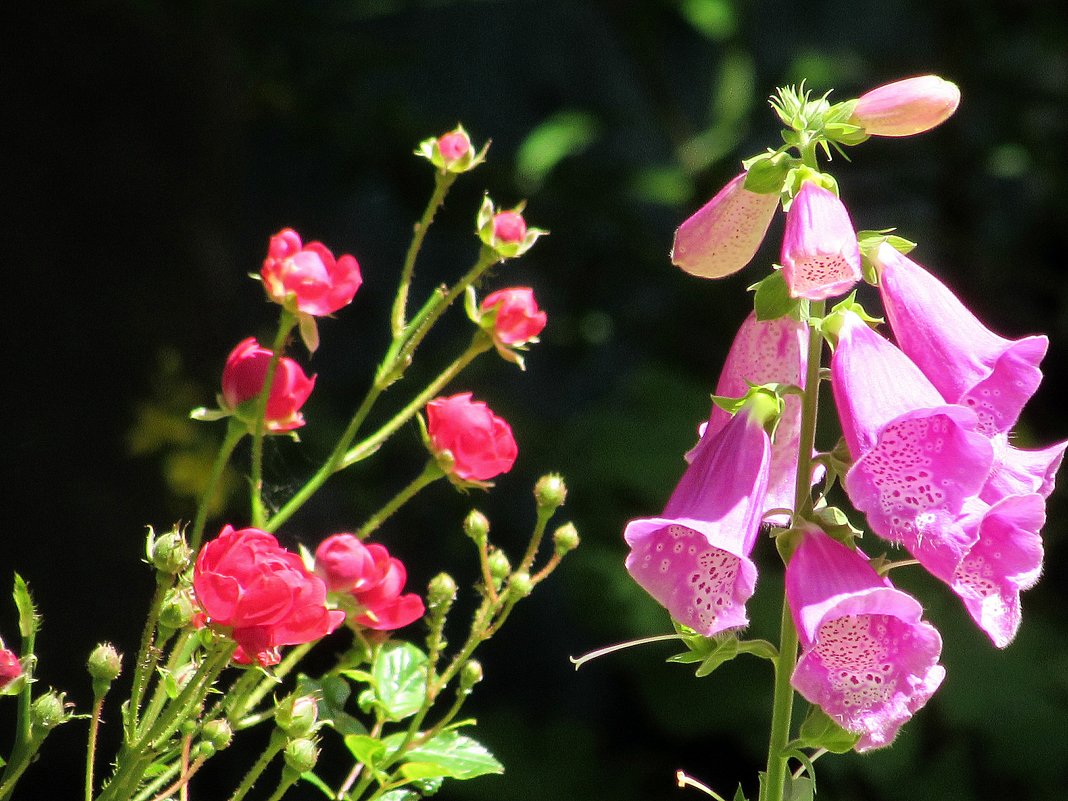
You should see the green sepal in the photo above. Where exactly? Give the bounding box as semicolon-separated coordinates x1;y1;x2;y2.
857;228;918;284
742;150;794;194
797;704;861;753
13;573;38;639
811;505;863;547
784;775;815;801
749;270;802;322
732;784;749;801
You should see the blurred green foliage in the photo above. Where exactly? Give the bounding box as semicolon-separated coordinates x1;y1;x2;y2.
6;1;1068;799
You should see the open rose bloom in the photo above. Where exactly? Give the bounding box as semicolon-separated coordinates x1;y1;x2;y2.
426;392;518;482
193;526;345;666
221;337;316;431
261;227;362;318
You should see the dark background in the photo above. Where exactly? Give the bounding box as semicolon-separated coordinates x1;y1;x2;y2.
4;1;1068;799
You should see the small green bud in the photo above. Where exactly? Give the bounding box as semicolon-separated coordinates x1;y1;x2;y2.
533;473;568;510
87;643;122;683
487;550;511;587
552;522;580;556
463;509;490;545
459;659;484;691
202;719;233;751
159;588;197;631
180;719;198;737
427;572;458;611
275;694;319;739
283;737;320;774
195;741;217;759
31;691;68;732
148;527;192;575
507;571;533;601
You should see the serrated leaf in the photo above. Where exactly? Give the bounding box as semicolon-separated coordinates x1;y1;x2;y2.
13;573;38;639
749;270;799;322
297;674;367;737
372;642;428;721
402;731;504;780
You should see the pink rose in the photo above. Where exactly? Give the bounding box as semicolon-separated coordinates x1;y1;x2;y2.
437;130;472;164
221;337;315;432
0;647;21;689
314;534;425;631
261;228;363;317
193;526;345;666
491;211;527;245
426;393;518;481
480;287;547;345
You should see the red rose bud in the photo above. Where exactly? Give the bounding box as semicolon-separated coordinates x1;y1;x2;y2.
480;287;547;346
417;124;486;173
0;646;21;690
261;228;362;317
438;129;472;164
493;211;527;244
426;393;518;481
193;526;345;667
477;197;545;258
221;337;315;432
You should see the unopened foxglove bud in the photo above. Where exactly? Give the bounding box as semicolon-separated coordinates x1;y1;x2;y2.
850;75;961;137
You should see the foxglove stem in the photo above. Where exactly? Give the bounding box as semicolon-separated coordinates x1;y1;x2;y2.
391;171;457;336
250;310;297;528
357;461;446;540
763;300;825;801
190;418;246;551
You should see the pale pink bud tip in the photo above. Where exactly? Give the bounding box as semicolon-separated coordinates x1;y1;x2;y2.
672;173;779;279
492;212;527;244
851;75;961;137
438;131;471;162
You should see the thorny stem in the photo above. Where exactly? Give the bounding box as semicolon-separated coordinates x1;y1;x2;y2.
228;731;286;801
250;311;297;528
126;578;175;740
762;299;826;801
85;698;105;801
190;418;246;551
357;461;445;540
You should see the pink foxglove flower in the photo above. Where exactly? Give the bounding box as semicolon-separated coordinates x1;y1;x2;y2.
876;243;1047;436
787;527;945;751
830;311;993;567
481;287;547;346
193;526;346;666
624;395;773;636
261;228;363;318
915;494;1044;648
426;393;518;481
781;181;862;301
691;312;810;524
981;434;1067;504
850;75;961;137
221;337;316;432
671;173;779;279
314;534;425;631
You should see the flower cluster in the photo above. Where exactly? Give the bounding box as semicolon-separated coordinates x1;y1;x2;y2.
627;74;1063;756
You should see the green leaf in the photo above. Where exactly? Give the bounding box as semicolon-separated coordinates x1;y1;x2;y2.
344;734;386;768
743;151;793;195
812;505;863;546
378;792;419;801
402;731;504;780
797;705;861;753
371;642;429;721
297;674;367;737
783;775;814;801
13;573;38;639
749;270;800;322
515;110;599;191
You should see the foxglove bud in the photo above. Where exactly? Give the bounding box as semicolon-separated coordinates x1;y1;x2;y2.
781;181;862;301
850;75;961;137
672;173;779;279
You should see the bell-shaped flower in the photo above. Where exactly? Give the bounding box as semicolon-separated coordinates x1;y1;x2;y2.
913;494;1044;648
624;393;774;636
787;527;946;751
781;181;862;301
830;311;993;567
876;243;1047;436
981;434;1067;504
690;312;810;524
671;173;779;279
850;75;961;138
